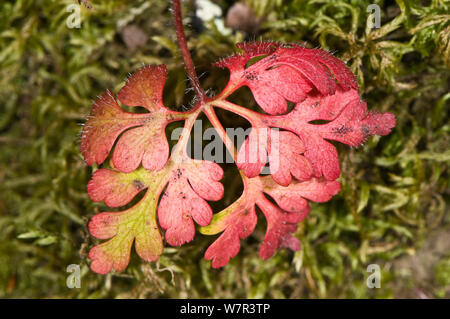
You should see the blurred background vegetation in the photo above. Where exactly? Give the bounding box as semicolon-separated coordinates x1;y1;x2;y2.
0;0;449;298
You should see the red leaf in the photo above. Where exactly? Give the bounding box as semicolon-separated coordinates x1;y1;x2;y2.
80;90;145;166
213;41;278;72
233;88;395;181
262;176;341;213
88;193;164;274
257;196;302;260
111;124;170;172
215;42;357;114
117;65;167;112
201;177;340;268
237;128;313;186
87;168;150;207
80;65;183;173
158;159;224;246
203;198;257;268
278;88;396;180
85;157;224;273
81;41;395;274
236;127;268;178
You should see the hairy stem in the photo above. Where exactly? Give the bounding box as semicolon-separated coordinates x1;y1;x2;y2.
172;0;206;103
171;0;255;183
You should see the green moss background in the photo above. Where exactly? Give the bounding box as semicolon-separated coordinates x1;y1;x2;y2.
0;0;449;298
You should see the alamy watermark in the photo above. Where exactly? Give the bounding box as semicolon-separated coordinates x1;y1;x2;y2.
366;264;381;288
66;264;81;288
66;4;81;29
367;4;381;29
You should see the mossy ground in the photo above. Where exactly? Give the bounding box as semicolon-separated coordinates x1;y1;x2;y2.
0;0;449;298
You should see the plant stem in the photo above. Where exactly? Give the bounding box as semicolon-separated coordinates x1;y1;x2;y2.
203;105;237;161
172;0;206;103
171;108;202;162
171;0;245;181
203;105;248;180
212;99;268;126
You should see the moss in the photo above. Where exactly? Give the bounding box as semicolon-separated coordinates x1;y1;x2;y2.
0;0;448;298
